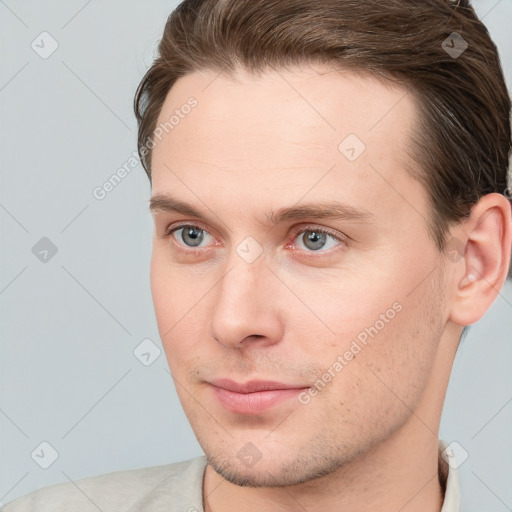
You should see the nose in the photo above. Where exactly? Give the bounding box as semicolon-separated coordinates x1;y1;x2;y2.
208;256;284;350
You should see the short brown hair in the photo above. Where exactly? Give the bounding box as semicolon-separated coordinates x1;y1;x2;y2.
134;0;511;273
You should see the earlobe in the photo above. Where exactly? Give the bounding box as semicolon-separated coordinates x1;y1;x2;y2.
449;193;512;326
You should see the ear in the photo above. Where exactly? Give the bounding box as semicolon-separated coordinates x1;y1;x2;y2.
448;193;512;326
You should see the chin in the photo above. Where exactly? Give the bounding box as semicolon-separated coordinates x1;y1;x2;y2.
205;447;349;488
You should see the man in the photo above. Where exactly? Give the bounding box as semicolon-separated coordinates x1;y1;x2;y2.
4;0;511;510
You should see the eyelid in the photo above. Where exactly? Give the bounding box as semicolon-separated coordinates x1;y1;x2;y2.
289;224;346;241
164;221;213;237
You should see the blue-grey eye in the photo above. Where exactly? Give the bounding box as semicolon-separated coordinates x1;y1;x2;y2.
175;226;206;247
295;230;339;251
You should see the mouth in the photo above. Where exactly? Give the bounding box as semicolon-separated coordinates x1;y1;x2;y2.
208;378;310;415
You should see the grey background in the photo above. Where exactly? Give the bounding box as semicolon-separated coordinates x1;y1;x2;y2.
0;0;511;509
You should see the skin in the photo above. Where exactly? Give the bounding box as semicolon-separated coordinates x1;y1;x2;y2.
149;64;512;512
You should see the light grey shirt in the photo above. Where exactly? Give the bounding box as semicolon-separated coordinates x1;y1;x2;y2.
3;440;460;511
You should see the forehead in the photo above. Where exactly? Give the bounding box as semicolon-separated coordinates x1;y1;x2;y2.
150;64;424;224
152;64;418;173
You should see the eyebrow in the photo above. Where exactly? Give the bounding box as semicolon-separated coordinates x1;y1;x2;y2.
149;194;374;226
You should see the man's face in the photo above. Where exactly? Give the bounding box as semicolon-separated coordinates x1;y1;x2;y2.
150;65;451;486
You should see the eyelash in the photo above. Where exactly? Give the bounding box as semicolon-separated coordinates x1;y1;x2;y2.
163;222;347;256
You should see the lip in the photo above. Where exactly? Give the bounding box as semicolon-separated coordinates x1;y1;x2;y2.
209;379;309;415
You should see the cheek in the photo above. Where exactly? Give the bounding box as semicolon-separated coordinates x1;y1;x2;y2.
285;267;403;351
293;263;442;404
150;248;210;357
150;251;176;336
